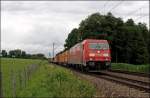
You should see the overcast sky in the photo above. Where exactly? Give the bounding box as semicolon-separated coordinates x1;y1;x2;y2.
1;1;149;57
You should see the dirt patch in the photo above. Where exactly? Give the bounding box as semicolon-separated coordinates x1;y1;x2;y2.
72;70;150;98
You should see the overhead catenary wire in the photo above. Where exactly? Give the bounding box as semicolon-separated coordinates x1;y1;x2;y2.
134;15;149;21
107;2;148;19
108;0;124;13
125;5;148;17
113;2;148;24
131;5;149;23
103;0;109;15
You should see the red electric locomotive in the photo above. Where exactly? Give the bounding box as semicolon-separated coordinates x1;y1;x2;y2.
68;39;111;70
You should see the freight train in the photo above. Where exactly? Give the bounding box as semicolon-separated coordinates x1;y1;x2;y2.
52;39;111;71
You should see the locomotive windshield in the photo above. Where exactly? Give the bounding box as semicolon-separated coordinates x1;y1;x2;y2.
89;43;109;50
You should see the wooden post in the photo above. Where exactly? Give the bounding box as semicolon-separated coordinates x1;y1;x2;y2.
18;70;22;90
27;66;30;81
24;68;26;88
11;69;16;98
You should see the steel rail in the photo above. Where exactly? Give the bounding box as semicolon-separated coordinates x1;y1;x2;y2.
94;74;150;93
89;71;150;93
100;71;149;86
108;69;150;77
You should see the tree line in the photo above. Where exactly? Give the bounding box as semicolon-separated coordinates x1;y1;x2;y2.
64;12;150;65
0;49;46;60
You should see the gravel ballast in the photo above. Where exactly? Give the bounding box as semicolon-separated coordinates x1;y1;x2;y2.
72;71;150;98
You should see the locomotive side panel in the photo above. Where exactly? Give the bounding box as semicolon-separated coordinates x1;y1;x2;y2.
59;53;62;64
64;50;69;64
69;43;83;65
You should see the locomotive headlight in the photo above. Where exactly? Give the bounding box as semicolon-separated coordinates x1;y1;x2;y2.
89;53;95;57
103;53;109;57
90;58;93;60
97;51;100;53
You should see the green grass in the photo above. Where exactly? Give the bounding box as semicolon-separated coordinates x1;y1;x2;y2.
111;63;150;73
1;58;95;97
1;58;46;97
18;64;95;97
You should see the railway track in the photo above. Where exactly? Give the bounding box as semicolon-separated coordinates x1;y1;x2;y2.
53;63;150;93
89;70;150;93
78;69;149;93
108;69;150;77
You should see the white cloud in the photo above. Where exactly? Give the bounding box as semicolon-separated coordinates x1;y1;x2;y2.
1;1;149;57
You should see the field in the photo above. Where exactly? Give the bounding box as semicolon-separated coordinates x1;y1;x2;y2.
111;63;150;73
1;58;45;97
1;58;95;97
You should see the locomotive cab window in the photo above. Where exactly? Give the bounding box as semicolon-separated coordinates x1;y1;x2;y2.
82;44;84;50
89;43;109;50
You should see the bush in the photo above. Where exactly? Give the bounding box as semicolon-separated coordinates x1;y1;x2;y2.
111;63;150;73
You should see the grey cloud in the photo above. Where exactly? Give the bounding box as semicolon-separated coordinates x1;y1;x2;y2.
1;1;149;57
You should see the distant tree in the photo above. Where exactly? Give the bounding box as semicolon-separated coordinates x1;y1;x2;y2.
27;53;46;60
36;53;46;59
9;49;23;58
21;51;26;58
9;50;15;57
7;49;47;60
36;53;44;57
26;54;31;59
64;28;79;49
0;51;2;57
148;30;150;63
13;49;22;58
1;50;7;57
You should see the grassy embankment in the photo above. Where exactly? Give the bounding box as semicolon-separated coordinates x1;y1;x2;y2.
111;63;150;73
1;58;95;97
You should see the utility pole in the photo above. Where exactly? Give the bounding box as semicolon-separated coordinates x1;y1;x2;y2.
52;43;55;61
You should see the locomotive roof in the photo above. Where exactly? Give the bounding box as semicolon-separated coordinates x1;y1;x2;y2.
82;39;108;43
